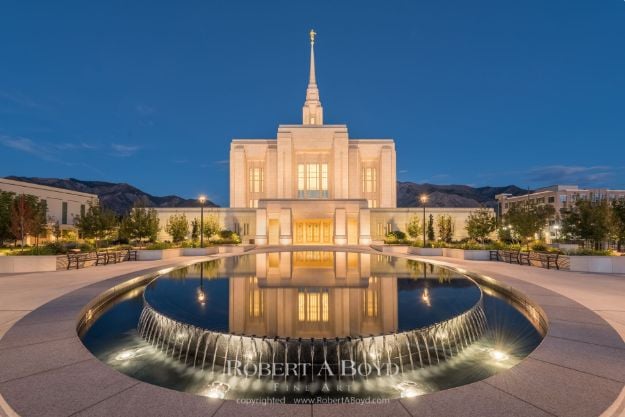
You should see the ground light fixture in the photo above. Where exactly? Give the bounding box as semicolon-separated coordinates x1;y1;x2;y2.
204;382;230;399
396;381;424;398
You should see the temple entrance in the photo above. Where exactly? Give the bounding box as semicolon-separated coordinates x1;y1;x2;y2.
294;219;333;244
268;219;280;245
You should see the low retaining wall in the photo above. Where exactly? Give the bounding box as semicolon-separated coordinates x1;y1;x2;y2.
181;247;219;256
371;244;411;254
137;246;245;260
407;247;491;260
0;255;58;273
443;248;491;260
137;248;183;261
409;247;443;256
569;256;625;273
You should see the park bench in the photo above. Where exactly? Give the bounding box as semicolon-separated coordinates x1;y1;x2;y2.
126;249;138;261
532;252;560;270
499;250;520;264
489;250;500;261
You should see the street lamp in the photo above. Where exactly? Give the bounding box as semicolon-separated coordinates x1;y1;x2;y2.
198;195;206;248
420;194;428;247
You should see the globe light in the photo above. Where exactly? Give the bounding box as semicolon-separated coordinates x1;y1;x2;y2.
396;381;423;398
204;382;229;399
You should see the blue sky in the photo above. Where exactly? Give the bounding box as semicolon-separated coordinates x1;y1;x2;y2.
1;0;624;205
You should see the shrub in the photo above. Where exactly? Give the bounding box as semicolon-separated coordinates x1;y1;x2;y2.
209;230;241;244
385;230;406;242
567;249;616;256
146;241;173;250
530;241;549;252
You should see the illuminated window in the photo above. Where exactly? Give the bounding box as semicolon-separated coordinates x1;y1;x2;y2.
362;167;377;193
298;289;329;322
297;163;328;198
248;167;264;193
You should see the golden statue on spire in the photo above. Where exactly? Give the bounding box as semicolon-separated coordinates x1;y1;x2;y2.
309;29;316;44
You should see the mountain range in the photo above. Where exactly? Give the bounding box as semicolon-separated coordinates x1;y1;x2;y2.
5;176;528;214
5;176;219;214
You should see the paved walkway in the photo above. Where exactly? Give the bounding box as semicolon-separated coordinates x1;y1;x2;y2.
1;252;625;416
0;256;209;417
404;255;625;417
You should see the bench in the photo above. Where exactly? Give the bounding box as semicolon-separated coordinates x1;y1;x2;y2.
533;252;560;270
67;252;87;269
126;249;138;261
489;250;500;261
499;250;520;264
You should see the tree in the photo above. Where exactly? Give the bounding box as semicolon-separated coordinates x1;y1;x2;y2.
561;200;612;250
120;198;160;245
612;198;625;252
75;203;118;249
505;202;555;248
0;191;15;245
465;208;497;245
165;213;189;243
10;194;36;250
52;221;62;241
436;214;454;243
30;199;49;252
202;214;220;239
191;218;199;242
406;215;422;242
427;214;435;241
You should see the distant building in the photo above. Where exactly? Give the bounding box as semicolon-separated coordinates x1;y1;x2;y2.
496;185;625;241
0;178;98;239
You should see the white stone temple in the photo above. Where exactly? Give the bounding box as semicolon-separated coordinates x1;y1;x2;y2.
155;31;481;244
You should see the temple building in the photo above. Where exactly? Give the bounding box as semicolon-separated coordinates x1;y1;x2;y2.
155;31;484;244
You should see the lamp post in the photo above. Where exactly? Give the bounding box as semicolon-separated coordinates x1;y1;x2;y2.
420;194;428;247
199;195;206;248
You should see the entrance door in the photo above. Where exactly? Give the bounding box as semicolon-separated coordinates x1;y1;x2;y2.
268;219;280;245
294;220;333;244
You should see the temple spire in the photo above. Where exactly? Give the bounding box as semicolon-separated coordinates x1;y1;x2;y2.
303;29;323;125
309;29;317;85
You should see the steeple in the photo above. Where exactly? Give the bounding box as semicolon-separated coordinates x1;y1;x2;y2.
303;29;323;125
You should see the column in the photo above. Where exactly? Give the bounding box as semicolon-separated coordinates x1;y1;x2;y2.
334;208;347;245
255;209;267;245
359;208;371;245
279;208;292;245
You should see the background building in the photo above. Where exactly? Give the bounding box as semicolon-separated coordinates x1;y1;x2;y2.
496;185;625;241
0;177;98;239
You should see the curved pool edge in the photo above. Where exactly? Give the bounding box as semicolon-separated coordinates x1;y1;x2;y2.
0;249;623;417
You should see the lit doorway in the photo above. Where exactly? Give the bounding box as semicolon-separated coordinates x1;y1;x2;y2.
294;220;333;244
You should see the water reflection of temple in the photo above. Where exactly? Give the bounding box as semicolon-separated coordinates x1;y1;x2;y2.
228;251;398;338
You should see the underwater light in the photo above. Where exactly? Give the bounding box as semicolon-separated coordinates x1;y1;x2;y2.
204;382;230;399
115;349;141;361
396;381;423;398
489;349;509;362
